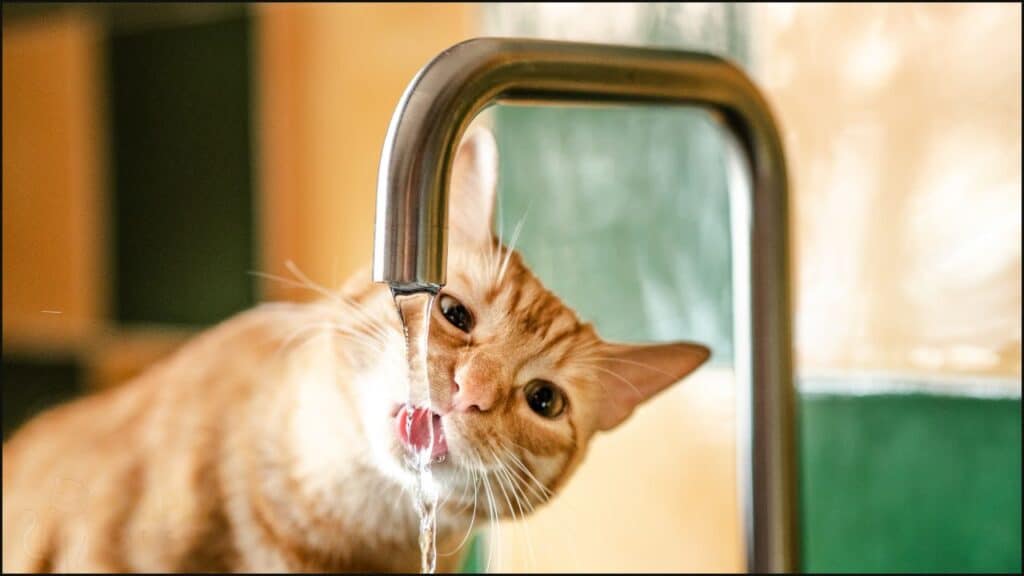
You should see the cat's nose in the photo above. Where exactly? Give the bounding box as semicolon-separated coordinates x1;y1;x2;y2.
451;357;500;413
452;376;497;412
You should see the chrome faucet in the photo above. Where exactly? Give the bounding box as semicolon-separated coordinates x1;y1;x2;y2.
372;37;798;573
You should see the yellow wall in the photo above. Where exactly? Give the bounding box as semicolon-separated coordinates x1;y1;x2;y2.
257;3;476;301
2;12;105;351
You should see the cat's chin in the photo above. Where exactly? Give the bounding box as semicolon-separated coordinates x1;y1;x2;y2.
377;436;467;497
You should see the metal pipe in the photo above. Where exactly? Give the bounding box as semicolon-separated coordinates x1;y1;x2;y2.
372;37;798;573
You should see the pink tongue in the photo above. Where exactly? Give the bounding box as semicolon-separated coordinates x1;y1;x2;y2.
396;405;447;459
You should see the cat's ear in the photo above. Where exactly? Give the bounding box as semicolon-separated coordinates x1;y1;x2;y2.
449;125;498;245
595;341;710;431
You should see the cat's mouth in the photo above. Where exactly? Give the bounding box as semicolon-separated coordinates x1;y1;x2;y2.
393;404;448;461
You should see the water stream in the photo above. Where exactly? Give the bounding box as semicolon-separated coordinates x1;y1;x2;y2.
391;288;440;574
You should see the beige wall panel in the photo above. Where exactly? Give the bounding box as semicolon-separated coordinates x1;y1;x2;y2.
258;3;476;301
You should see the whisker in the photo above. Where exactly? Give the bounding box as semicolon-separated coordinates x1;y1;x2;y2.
251;267;395;346
498;445;552;503
497;445;583;573
326;321;391;349
481;467;499;572
487;447;517;525
493;447;537;571
440;467;481;557
327;317;391;344
452;465;474;511
271;321;332;359
487;237;502;287
496;201;532;283
575;355;678;378
248;269;319;294
587;364;645;399
283;261;395;343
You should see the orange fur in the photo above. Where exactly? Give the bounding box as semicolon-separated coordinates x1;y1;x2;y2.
2;127;709;572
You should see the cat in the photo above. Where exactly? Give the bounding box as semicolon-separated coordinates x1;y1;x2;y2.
2;126;710;573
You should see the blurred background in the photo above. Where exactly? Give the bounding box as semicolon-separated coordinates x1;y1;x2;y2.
2;3;1020;573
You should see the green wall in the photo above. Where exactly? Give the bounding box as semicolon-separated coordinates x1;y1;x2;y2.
487;3;750;364
493;106;735;361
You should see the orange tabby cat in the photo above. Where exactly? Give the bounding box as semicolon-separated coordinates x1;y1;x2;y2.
2;127;709;573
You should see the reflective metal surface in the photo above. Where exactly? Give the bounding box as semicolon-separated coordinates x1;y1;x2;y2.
372;37;798;573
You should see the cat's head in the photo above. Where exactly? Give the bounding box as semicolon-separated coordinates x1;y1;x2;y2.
378;126;709;517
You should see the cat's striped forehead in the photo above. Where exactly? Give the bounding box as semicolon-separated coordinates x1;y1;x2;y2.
453;242;601;361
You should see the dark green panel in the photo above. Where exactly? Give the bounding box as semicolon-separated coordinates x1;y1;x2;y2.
108;15;255;326
800;392;1022;573
2;355;83;440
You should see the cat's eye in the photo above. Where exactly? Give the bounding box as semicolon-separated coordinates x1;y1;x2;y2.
524;380;566;419
439;294;474;333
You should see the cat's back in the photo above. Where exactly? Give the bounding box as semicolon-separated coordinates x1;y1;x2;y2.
3;301;315;473
2;301;326;572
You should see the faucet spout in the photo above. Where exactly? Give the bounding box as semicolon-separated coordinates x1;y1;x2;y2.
372;37;798;573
